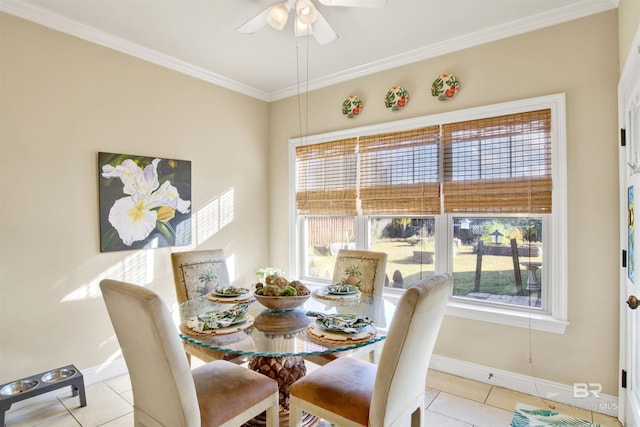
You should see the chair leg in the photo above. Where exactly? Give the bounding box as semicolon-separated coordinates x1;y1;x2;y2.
410;405;424;427
368;342;380;364
288;403;304;427
265;397;280;427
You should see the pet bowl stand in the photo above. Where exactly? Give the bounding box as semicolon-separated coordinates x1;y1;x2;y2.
0;364;86;425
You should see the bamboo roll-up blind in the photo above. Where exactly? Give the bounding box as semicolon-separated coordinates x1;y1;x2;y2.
296;138;358;215
442;109;552;213
359;126;441;215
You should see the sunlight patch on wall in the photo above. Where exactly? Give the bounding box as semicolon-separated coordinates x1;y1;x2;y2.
195;199;220;245
227;253;236;284
96;350;124;375
100;335;120;348
195;188;235;246
62;190;234;304
61;250;154;302
220;188;234;229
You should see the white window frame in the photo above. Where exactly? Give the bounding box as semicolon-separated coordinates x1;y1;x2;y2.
288;93;568;333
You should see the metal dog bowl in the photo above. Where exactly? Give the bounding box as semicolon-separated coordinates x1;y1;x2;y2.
1;379;39;396
42;368;76;383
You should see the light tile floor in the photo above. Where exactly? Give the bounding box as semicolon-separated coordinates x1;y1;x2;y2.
3;367;622;426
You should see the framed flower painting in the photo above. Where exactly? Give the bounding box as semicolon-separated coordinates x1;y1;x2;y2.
98;152;192;252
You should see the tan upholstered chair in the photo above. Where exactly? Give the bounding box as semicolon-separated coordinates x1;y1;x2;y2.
332;249;388;297
171;249;231;303
171;249;240;364
308;249;388;365
100;279;279;427
289;273;453;427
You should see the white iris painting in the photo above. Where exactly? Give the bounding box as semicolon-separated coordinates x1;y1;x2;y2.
99;152;192;252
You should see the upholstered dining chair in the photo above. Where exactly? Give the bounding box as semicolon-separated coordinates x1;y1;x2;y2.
100;279;279;427
332;249;388;297
171;249;231;303
171;249;241;364
307;249;388;366
289;273;453;427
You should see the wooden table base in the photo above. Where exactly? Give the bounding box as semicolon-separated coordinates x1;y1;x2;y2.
245;355;317;427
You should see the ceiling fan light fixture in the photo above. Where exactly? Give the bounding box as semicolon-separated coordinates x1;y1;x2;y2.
296;0;318;25
266;2;290;30
294;17;313;36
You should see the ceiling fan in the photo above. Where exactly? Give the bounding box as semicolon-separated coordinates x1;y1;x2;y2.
237;0;388;45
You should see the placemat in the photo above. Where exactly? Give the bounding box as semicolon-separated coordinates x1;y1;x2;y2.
206;293;255;304
312;288;362;302
306;324;376;344
180;316;254;336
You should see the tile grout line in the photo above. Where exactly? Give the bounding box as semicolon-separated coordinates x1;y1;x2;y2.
55;395;81;426
484;384;493;404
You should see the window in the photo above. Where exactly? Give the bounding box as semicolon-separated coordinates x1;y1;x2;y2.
450;216;543;309
289;94;567;333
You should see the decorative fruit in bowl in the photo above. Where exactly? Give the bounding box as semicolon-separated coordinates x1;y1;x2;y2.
253;275;311;310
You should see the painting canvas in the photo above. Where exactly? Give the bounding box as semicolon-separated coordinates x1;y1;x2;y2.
629;185;635;283
98;152;192;252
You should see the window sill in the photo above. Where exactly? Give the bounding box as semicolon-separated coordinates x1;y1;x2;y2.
445;299;569;333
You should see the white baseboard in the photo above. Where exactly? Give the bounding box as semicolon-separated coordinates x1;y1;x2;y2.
81;358;129;386
6;359;129;411
430;354;619;417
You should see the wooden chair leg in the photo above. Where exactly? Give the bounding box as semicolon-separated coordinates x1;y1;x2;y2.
410;405;424;427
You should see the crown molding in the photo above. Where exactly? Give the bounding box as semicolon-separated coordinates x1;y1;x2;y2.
1;0;617;103
0;0;273;101
268;0;618;100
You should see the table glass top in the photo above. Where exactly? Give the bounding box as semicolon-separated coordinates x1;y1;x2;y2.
176;290;396;358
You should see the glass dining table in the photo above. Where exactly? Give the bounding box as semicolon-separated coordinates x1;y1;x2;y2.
176;288;397;427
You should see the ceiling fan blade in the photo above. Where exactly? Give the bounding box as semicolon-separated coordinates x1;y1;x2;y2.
311;11;338;45
317;0;387;7
236;7;271;33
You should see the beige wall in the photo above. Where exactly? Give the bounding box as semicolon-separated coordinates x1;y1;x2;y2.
0;13;270;382
619;0;640;72
269;11;620;393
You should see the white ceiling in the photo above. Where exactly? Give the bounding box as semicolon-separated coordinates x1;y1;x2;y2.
1;0;617;101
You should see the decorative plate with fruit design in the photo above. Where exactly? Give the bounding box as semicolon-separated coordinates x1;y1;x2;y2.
431;73;460;101
385;86;409;111
342;95;363;118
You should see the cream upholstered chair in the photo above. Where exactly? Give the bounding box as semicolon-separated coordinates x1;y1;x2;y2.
100;279;279;427
289;273;453;427
332;249;388;297
308;249;388;365
171;249;231;303
171;249;240;364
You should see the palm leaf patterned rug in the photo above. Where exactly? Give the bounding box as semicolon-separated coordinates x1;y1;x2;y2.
511;403;602;427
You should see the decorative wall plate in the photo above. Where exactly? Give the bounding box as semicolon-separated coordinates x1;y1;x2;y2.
384;86;409;111
431;73;460;101
342;95;363;118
